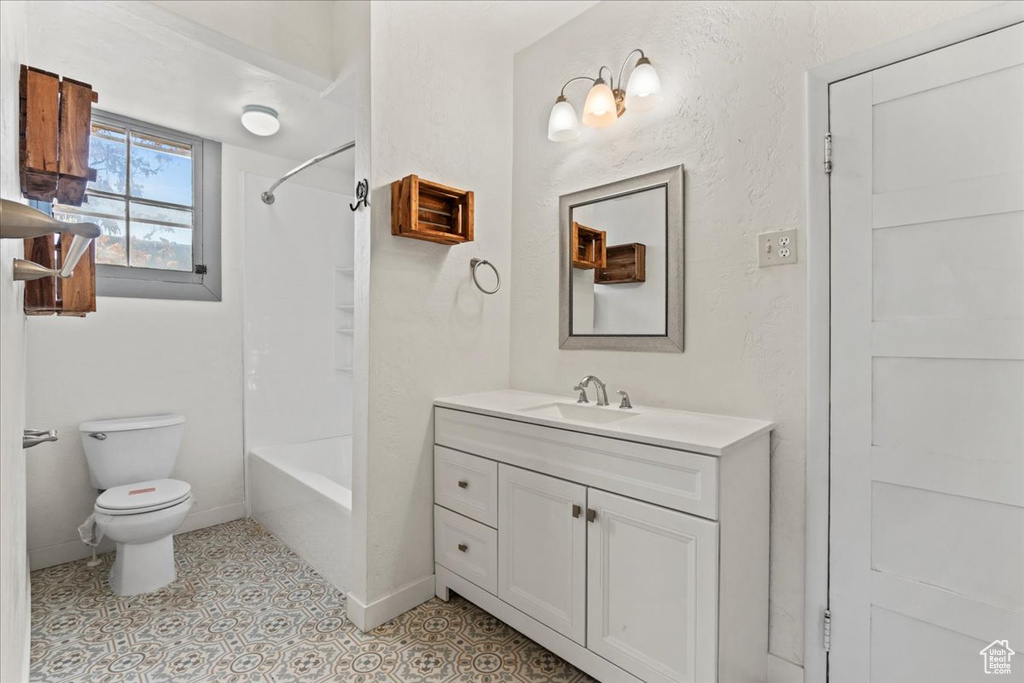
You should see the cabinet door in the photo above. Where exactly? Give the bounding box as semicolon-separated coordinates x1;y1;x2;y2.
498;464;587;644
587;489;719;683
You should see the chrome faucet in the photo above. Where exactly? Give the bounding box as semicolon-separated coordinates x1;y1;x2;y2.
577;375;610;406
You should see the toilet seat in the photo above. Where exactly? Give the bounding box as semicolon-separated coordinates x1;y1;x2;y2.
95;478;191;516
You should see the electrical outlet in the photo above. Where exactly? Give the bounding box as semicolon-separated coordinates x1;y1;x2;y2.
758;229;798;267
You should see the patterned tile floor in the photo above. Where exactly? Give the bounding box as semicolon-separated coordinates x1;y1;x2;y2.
31;518;595;683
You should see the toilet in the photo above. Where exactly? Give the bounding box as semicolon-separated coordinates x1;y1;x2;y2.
79;414;192;596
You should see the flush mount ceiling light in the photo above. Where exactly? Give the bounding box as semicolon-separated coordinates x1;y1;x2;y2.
547;49;662;142
241;105;280;136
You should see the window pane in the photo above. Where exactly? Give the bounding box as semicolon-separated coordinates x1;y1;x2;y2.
88;123;127;195
54;195;127;267
130;131;193;206
129;201;193;271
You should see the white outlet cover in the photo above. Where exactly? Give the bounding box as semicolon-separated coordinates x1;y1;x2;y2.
758;228;798;267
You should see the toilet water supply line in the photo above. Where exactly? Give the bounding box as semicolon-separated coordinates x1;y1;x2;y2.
78;516;104;567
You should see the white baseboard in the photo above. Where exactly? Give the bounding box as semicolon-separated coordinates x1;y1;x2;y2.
768;653;804;683
346;574;435;632
28;502;246;571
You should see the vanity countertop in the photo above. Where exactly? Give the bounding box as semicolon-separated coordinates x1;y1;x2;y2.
434;390;773;457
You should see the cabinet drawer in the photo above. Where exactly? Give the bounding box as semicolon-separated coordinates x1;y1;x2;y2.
434;446;498;527
434;505;497;595
436;407;719;519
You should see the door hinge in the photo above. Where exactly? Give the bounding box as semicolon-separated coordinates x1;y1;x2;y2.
823;608;832;651
824;133;833;174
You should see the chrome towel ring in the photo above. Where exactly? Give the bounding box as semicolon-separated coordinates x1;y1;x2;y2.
470;258;500;295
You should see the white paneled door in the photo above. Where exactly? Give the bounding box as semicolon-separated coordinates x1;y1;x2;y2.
829;23;1024;683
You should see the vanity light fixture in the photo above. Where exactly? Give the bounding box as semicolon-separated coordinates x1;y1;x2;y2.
241;105;280;136
547;49;662;142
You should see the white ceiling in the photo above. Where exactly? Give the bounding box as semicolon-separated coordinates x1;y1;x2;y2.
446;1;600;53
25;1;357;169
23;1;597;172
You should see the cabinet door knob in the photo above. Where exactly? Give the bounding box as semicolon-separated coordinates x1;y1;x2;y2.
586;508;597;523
457;480;469;489
572;504;581;518
457;543;468;552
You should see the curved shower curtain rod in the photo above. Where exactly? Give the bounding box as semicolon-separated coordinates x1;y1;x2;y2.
261;140;356;205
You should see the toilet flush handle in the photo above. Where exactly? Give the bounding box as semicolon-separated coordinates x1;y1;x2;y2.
89;432;107;440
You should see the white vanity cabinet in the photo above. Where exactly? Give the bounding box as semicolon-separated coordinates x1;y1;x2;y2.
432;391;772;683
497;465;587;645
586;489;718;683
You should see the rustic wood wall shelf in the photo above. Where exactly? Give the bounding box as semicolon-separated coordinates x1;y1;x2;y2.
391;174;474;245
596;242;646;284
23;233;96;316
20;65;98;206
571;221;606;270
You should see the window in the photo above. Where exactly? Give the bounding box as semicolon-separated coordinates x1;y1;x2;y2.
53;111;222;300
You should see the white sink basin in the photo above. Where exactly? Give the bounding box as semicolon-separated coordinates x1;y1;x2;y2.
520;402;640;425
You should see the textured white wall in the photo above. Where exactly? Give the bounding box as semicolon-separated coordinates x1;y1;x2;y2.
354;1;514;606
510;0;997;666
0;3;31;678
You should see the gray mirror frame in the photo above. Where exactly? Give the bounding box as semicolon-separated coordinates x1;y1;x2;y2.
559;164;684;353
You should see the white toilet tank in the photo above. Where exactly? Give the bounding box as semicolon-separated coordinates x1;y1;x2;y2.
79;414;185;489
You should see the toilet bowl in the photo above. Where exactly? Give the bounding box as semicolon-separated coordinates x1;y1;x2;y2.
80;414;191;597
93;478;193;596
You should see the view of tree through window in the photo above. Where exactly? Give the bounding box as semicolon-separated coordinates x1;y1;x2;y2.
53;120;195;272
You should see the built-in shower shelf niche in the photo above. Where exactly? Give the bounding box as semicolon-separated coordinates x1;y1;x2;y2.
334;266;354;372
334;329;353;372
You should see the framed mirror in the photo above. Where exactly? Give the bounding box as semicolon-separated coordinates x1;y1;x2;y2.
559;165;683;352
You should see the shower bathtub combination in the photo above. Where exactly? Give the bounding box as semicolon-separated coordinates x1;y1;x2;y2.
248;436;352;592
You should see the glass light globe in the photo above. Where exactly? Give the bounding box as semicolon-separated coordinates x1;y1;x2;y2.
582;80;618;128
241;105;280;136
547;96;580;142
625;57;662;112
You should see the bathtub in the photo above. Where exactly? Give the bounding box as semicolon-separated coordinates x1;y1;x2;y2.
249;436;351;592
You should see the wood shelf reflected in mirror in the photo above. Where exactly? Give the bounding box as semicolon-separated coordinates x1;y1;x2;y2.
596;243;646;284
571;221;606;269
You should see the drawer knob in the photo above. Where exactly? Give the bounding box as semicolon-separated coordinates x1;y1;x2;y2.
457;480;469;489
586;508;597;523
458;543;468;552
572;504;581;518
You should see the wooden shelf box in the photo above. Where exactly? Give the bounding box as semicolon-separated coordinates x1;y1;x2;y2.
571;221;606;270
19;65;98;205
595;243;646;284
23;233;96;317
392;174;474;245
